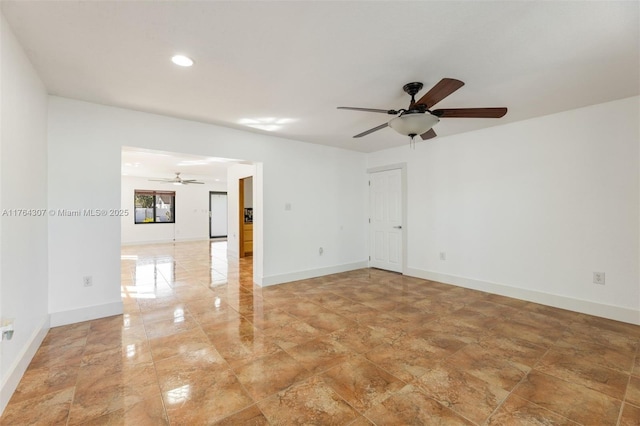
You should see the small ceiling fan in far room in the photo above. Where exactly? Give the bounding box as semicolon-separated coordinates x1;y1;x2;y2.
148;172;204;185
337;78;507;145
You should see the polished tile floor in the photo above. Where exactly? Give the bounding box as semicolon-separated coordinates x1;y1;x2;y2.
3;240;640;425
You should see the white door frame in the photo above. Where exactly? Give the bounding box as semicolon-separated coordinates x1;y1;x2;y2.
367;163;407;274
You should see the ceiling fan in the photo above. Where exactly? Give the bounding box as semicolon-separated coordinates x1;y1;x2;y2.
149;172;204;185
338;78;507;142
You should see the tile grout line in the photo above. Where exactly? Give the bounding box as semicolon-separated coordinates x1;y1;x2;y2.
616;342;640;425
63;321;94;426
479;320;578;425
142;306;172;426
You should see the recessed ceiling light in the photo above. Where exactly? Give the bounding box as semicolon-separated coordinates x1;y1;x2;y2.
171;55;194;67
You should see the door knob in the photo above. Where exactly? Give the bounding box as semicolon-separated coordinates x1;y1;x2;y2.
393;226;402;229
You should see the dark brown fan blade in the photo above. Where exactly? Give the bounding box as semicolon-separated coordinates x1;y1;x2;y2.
353;122;389;138
412;78;465;109
338;107;397;114
420;128;437;140
432;107;507;118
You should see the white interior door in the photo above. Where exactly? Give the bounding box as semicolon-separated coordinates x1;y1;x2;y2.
210;192;228;238
369;169;403;272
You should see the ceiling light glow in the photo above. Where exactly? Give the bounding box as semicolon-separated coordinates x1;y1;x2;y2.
177;157;239;166
177;160;210;166
171;55;194;67
238;117;297;132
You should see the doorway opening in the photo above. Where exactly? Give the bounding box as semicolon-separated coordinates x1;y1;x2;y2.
239;176;253;257
209;191;228;239
121;147;263;286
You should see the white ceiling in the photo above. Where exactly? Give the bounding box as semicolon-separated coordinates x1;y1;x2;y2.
2;1;638;154
121;147;244;182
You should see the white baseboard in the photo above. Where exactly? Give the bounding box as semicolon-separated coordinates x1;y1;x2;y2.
0;316;49;415
261;261;369;287
49;301;124;327
405;268;640;326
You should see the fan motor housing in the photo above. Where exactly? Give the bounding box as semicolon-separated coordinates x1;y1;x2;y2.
402;82;423;97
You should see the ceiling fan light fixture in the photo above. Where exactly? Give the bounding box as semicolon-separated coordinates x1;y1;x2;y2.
389;113;439;137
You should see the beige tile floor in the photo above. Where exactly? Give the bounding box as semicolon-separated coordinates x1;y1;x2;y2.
3;240;640;425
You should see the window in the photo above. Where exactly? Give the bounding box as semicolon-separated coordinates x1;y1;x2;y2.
134;190;175;224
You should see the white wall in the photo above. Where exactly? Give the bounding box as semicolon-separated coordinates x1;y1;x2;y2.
47;97;368;321
0;14;50;412
121;175;226;244
367;96;640;324
244;176;253;209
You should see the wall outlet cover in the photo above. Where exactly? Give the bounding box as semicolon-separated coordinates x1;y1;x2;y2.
593;272;605;285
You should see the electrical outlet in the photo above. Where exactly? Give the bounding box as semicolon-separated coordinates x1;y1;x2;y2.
83;276;93;287
593;272;605;285
439;252;446;261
